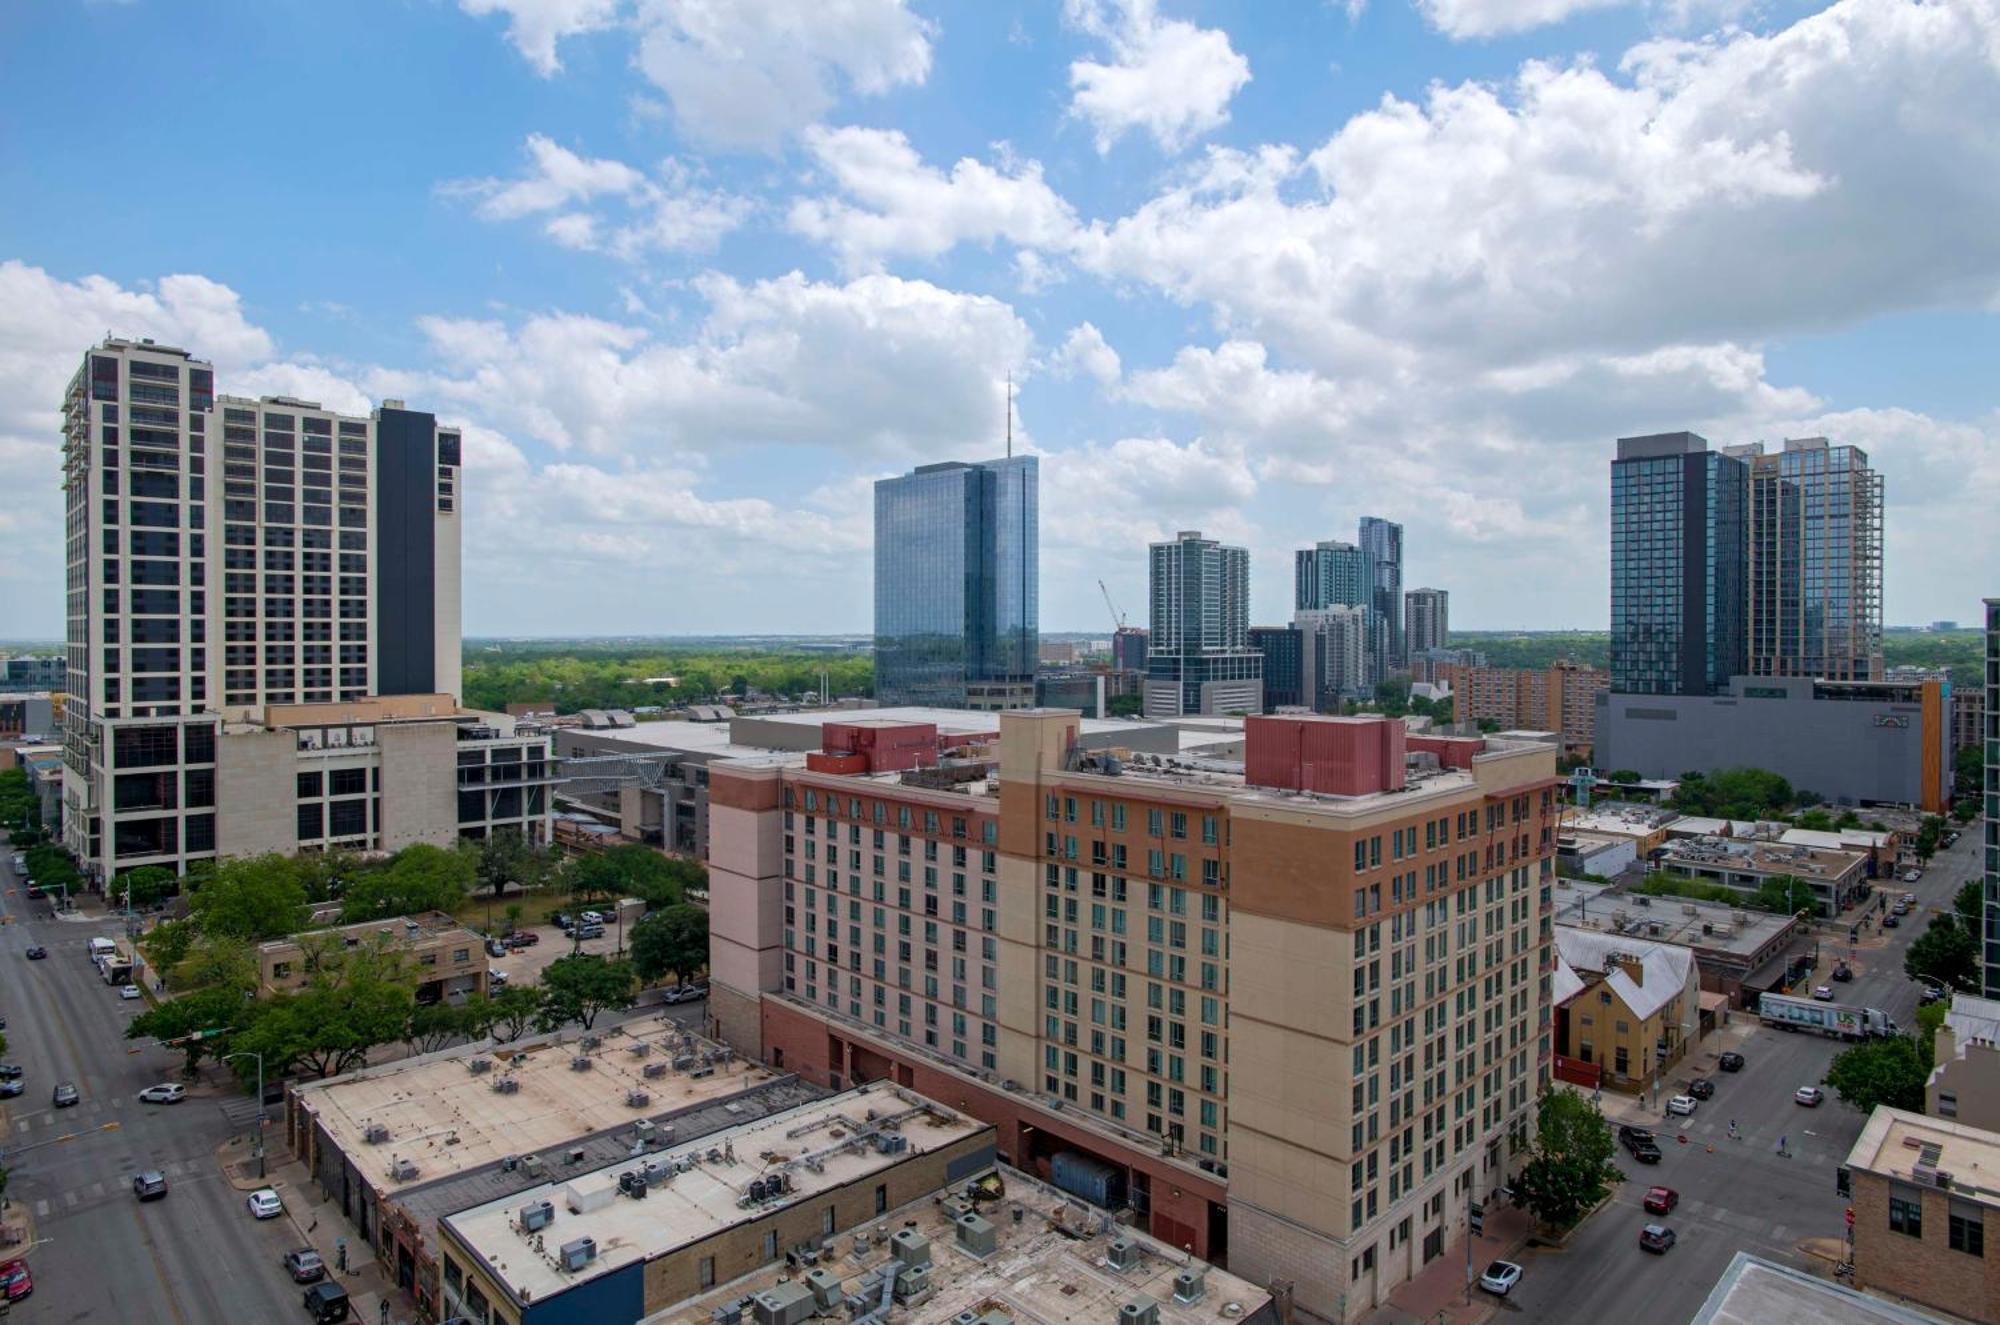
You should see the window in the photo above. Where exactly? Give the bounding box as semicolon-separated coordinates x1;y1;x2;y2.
1888;1183;1924;1238
699;1257;716;1289
1950;1200;1985;1257
1938;1092;1959;1119
875;1183;888;1214
763;1230;779;1261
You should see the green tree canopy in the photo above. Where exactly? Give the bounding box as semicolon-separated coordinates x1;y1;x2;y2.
1513;1088;1620;1231
483;983;544;1044
1906;915;1979;991
340;843;473;922
1826;1035;1930;1113
118;865;178;909
404;1001;478;1056
127;985;254;1076
188;855;310;942
234;974;416;1080
1670;767;1795;819
536;954;637;1031
630;904;709;986
1605;770;1643;785
1748;875;1821;916
566;845;697;910
1955;882;1982;931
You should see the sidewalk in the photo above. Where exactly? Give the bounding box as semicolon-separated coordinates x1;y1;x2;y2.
1363;1202;1535;1325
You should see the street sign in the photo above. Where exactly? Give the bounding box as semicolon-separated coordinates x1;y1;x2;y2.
1469;1201;1484;1234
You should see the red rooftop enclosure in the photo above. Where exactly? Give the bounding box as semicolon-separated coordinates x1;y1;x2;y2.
820;721;939;774
1405;733;1485;769
1246;715;1408;796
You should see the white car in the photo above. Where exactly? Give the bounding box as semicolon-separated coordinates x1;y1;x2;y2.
1478;1261;1523;1296
1665;1094;1698;1116
119;984;142;1000
580;910;606;925
1903;871;1921;884
1812;985;1835;1001
246;1188;284;1219
137;1083;186;1104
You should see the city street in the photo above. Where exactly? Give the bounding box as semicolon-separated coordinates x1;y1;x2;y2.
1504;823;1982;1325
0;837;307;1323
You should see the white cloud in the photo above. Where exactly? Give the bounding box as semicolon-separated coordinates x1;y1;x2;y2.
1413;0;1628;40
1040;435;1259;557
1075;0;2000;373
445;136;749;257
400;270;1034;460
459;0;623;76
1051;322;1122;388
789;126;1080;270
632;0;935;151
1064;0;1252;153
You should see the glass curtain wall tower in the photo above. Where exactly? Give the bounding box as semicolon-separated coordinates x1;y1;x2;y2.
1144;531;1261;717
1358;517;1405;673
1609;433;1746;695
873;457;1039;710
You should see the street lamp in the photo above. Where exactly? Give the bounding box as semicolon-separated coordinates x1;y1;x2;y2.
225;1050;267;1179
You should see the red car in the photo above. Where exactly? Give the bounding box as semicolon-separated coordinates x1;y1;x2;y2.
0;1258;32;1301
1644;1186;1679;1214
505;931;540;949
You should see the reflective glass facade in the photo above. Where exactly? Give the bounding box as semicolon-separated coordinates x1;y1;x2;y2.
1359;517;1405;671
1294;540;1367;611
1743;438;1882;682
1609;433;1746;695
1984;598;1999;997
873;457;1038;707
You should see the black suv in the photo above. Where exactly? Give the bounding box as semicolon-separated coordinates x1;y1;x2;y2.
1687;1078;1715;1100
1718;1051;1746;1072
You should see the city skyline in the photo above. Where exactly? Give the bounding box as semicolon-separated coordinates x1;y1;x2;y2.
2;0;1997;639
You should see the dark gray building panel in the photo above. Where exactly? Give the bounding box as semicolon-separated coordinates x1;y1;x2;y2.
374;405;438;697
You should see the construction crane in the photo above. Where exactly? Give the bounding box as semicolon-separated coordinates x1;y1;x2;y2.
1098;579;1126;631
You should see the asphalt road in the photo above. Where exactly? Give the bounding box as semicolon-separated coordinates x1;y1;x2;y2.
1505;825;1983;1325
0;835;309;1323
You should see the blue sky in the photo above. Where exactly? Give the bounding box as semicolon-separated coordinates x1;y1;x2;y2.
2;0;1996;638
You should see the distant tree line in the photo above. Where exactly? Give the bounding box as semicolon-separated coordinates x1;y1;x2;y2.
462;644;873;714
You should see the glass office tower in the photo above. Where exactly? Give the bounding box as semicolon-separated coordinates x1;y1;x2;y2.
1294;540;1367;611
873;457;1038;709
1984;598;1999;998
1359;516;1405;672
1737;437;1883;683
1609;432;1747;695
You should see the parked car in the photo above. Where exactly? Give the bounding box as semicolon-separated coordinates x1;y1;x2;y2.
485;938;508;958
303;1280;351;1324
0;1079;19;1099
282;1248;327;1283
1812;985;1835;1001
119;984;142;1000
663;981;711;1004
52;1082;79;1108
1619;1125;1656;1148
1639;1223;1678;1254
1920;983;1948;1005
1903;871;1921;884
1665;1094;1698;1116
246;1188;284;1219
1478;1261;1523;1296
1643;1186;1679;1214
132;1170;169;1201
580;910;607;925
1883;914;1900;928
1628;1139;1663;1164
137;1083;186;1104
552;911;574;930
1719;1051;1746;1072
505;931;539;949
1687;1078;1715;1100
0;1258;31;1301
488;970;509;987
575;924;606;940
1795;1085;1826;1107
23;946;45;960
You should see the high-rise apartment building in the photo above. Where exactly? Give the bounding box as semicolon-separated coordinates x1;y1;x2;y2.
1296;540;1368;612
1144;531;1261;717
1727;437;1883;682
1359;517;1405;672
1609;433;1746;695
1404;588;1449;656
59;338;465;882
1441;661;1609;758
1297;605;1373;709
873;458;1038;711
707;710;1558;1321
1248;626;1303;709
1984;598;1999;998
1112;625;1150;674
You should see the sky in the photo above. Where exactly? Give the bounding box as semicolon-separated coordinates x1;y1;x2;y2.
1;0;1996;639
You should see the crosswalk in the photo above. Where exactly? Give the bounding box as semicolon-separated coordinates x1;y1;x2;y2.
11;1093;127;1133
30;1155;216;1218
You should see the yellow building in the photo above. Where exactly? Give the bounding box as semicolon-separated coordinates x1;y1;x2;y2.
1552;927;1700;1093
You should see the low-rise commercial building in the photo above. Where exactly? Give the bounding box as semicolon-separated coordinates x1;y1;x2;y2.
437;1081;996;1325
1844;1107;2000;1322
0;655;64;693
1657;836;1870;916
0;694;56;741
1555;830;1637;880
256;911;492;1000
1553;883;1808;1009
1442;661;1608;758
1929;995;2000;1131
1693;1250;1957;1325
286;1023;815;1321
1596;675;1952;813
1560;803;1681;857
1551;927;1699;1093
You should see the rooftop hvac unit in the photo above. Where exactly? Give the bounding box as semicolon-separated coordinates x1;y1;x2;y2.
888;1228;932;1270
1106;1237;1139;1271
939;1196;970;1223
875;1132;907;1155
805;1267;843;1312
363;1124;390;1145
643;1062;669;1079
630;1042;651;1057
891;1264;932;1304
955;1213;997;1257
467;1058;493;1075
713;1305;742;1325
1172;1269;1205;1305
519;1199;555;1233
570;1056;593;1072
673;1054;697;1071
501;1155;519;1173
626;1090;651;1109
491;1077;520;1095
581;1035;602;1051
753;1282;818;1325
642;1159;673;1186
566;1147;587;1165
633;1120;657;1142
559;1236;598;1272
690;1066;715;1080
390;1158;419;1181
522;1154;545;1176
617;1170;650;1200
1119;1298;1160;1325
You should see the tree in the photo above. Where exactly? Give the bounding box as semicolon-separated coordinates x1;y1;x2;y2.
470;829;547;907
1749;875;1819;916
1955;882;1982;932
340;843;473;922
143;917;198;974
128;986;253;1076
404;1001;476;1056
1605;770;1643;785
565;845;694;910
118;866;177;909
1670;767;1794;820
235;974;415;1080
1513;1088;1620;1231
172;933;260;994
1957;745;1984;799
630;905;709;986
1826;1035;1930;1113
1106;694;1144;718
1915;815;1947;862
1906;915;1979;991
483;983;543;1044
1794;809;1834;832
536;955;637;1032
188;855;309;941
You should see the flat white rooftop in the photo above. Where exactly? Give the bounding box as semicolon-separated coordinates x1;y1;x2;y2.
648;1169;1272;1325
445;1081;988;1303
